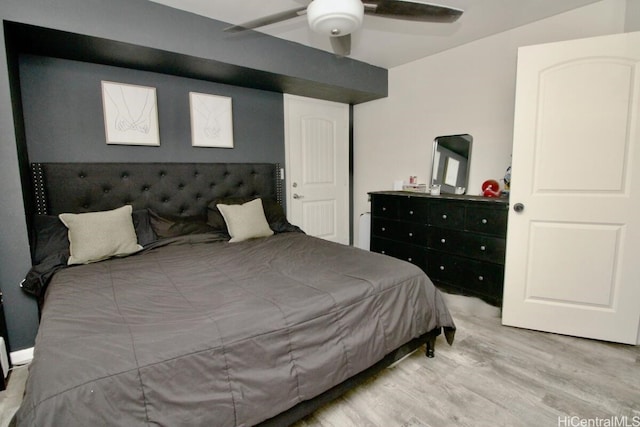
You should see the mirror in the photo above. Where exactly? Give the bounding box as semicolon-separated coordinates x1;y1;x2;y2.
431;134;472;194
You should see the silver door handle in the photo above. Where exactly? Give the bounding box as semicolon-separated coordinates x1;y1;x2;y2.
293;194;304;199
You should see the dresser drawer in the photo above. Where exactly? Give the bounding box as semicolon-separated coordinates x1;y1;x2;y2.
372;217;427;244
426;227;467;254
396;196;428;223
427;228;505;264
425;251;464;285
370;237;427;270
427;201;465;229
427;251;503;299
371;194;399;219
465;206;508;236
459;258;504;298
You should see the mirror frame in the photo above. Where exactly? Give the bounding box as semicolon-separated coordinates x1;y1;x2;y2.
430;134;473;194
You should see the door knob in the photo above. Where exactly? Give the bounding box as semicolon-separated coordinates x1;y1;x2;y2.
293;193;304;199
513;203;525;212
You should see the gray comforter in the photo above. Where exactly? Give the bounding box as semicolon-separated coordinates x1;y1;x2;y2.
14;232;455;426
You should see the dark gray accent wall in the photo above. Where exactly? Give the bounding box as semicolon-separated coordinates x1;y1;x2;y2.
0;0;388;350
20;56;284;164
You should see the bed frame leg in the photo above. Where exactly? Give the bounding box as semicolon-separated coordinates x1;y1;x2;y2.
425;333;436;358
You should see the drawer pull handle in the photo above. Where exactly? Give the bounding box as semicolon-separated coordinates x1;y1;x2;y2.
409;210;414;215
382;207;387;211
440;238;446;244
381;227;386;232
480;245;486;251
482;219;488;224
408;257;413;262
442;214;448;220
478;275;484;281
409;232;413;237
439;265;445;271
381;250;386;254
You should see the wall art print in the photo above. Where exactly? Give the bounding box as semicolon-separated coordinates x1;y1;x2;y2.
189;92;234;148
101;81;160;146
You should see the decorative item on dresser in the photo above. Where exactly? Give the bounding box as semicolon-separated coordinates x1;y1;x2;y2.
369;191;508;306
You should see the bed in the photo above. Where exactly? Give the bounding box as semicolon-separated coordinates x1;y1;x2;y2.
14;162;455;427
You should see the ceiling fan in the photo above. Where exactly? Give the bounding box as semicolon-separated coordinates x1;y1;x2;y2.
225;0;463;57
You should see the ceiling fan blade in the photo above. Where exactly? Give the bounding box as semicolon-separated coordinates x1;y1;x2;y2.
330;34;352;57
224;6;308;32
364;0;463;23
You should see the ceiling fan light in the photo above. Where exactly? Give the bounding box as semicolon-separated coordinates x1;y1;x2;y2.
307;0;364;37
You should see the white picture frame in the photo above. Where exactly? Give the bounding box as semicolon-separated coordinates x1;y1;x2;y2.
101;81;160;146
189;92;234;148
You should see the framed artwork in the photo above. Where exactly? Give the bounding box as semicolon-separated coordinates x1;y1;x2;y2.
101;81;160;146
189;92;234;148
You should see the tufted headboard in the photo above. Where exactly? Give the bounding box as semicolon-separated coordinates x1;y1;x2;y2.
30;163;282;217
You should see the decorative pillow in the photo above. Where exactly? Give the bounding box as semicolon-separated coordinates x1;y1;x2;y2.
131;209;158;246
216;198;274;243
32;215;71;265
207;197;301;234
32;209;156;265
59;205;143;265
148;209;216;238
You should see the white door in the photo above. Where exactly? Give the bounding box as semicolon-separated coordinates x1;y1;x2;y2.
502;31;640;345
284;94;350;245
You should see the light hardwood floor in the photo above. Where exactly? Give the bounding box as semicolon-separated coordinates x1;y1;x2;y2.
0;364;27;427
294;294;640;427
1;294;638;427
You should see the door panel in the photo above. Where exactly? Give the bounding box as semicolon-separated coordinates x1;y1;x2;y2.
503;31;640;344
534;59;633;192
284;95;349;244
525;222;621;306
301;199;336;239
302;118;335;184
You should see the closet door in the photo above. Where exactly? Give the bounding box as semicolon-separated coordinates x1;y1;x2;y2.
503;31;640;344
284;95;350;245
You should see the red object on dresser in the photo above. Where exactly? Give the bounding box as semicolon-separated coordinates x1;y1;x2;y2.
482;179;501;198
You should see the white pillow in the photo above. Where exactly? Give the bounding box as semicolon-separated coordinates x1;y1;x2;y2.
217;198;274;243
59;205;143;265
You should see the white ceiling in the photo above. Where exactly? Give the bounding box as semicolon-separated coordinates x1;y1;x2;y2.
149;0;602;68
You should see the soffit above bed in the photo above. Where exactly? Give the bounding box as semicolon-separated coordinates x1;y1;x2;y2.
4;21;386;105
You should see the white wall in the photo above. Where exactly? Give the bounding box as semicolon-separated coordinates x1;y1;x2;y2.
353;0;627;244
625;0;640;31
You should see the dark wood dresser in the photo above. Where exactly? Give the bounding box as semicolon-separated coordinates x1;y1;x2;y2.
369;191;509;306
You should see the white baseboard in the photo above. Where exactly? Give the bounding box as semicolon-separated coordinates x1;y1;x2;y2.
10;347;34;366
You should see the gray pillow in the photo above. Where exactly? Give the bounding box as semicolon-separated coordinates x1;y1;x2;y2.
216;198;274;243
59;205;142;265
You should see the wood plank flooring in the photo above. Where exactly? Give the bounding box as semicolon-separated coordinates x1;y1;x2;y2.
1;294;638;427
0;364;27;427
294;294;640;427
